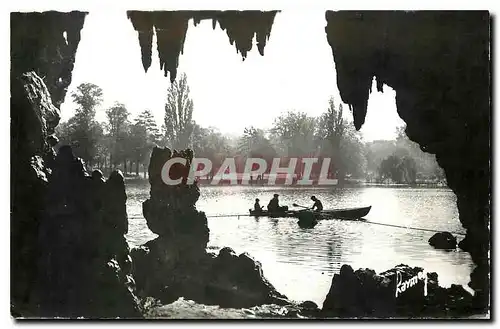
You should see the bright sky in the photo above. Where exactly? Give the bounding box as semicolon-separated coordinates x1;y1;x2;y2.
60;9;405;141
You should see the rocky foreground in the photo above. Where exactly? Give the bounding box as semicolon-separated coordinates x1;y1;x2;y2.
145;298;318;319
124;147;487;319
138;263;486;319
145;298;488;320
130;147;288;310
10;128;488;318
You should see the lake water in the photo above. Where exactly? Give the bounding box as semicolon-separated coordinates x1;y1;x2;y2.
125;181;474;306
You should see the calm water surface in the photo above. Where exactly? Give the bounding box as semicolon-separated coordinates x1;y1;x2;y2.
125;181;474;306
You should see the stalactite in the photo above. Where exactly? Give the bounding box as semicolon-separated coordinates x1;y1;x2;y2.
153;11;191;81
127;11;154;72
11;11;87;108
325;10;490;312
127;10;278;81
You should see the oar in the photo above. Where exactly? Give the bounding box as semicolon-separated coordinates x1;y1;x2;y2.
293;203;330;214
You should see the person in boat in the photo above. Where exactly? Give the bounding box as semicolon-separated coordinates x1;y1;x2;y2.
310;196;323;212
268;194;288;212
254;198;263;213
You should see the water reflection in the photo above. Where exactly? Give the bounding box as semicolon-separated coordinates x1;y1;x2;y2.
125;183;473;305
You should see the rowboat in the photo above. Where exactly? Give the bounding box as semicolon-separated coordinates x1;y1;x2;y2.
249;206;371;221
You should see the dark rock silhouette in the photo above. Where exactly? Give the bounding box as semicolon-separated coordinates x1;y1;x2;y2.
324;11;490;311
429;232;458;250
458;236;471;252
322;264;474;318
11;11;87;315
11;77;143;317
38;147;141;318
297;212;319;228
11;11;143;318
11;72;59;316
206;247;288;308
132;147;287;308
300;300;319;310
142;147;208;259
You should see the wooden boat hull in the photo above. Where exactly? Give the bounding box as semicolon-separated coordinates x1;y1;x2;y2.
249;206;371;220
318;206;372;220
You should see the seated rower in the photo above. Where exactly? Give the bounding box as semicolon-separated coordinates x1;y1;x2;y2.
268;194;288;212
310;196;323;212
254;198;263;212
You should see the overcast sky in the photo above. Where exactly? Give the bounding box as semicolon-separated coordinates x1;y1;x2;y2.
60;9;405;141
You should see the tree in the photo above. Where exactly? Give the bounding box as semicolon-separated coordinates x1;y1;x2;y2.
237;126;277;174
71;82;104;112
316;97;365;183
238;127;276;156
92;122;107;171
55;121;72;146
339;122;366;179
129;121;148;176
191;122;210;157
395;125;446;182
379;155;402;183
164;73;194;149
106;102;130;171
364;140;398;179
378;154;417;184
137;110;161;143
191;124;235;178
316;98;344;152
129;110;161;176
399;156;417;183
270;111;317;157
57;83;104;168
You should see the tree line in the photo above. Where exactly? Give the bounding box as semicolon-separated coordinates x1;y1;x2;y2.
56;83;161;177
57;73;445;184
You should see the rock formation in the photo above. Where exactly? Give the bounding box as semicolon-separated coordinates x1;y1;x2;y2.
429;232;458;250
39;148;141;317
127;10;278;82
11;12;87;312
297;212;319;228
324;11;490;311
11;72;57;317
322;264;475;318
131;147;287;308
142;147;208;260
11;12;141;318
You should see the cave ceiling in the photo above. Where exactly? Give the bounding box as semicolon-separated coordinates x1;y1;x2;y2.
127;10;278;82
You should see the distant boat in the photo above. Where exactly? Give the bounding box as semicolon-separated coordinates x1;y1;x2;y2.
249;206;371;221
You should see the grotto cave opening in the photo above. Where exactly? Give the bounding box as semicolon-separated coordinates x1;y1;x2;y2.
10;9;490;318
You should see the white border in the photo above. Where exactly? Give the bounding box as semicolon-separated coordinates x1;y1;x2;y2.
1;0;497;327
